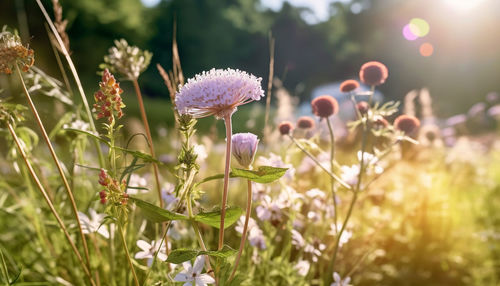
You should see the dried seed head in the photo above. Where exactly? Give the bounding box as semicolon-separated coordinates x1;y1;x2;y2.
278;121;294;135
0;28;35;74
297;116;315;129
339;80;360;93
311;95;339;118
394;115;421;135
359;61;388;86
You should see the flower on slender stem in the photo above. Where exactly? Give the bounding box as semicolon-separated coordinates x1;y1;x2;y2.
135;239;168;267
102;39;152;81
394;114;421;136
175;68;264;119
232;133;259;168
359;61;388;86
278;121;294;135
173;256;215;286
297;116;315;129
0;28;34;74
311;95;339;119
331;272;352;286
93;69;125;123
339;80;359;93
78;208;109;239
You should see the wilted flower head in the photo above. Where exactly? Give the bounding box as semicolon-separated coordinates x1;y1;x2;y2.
297;116;315;129
359;61;388;86
394;114;421;135
311;95;339;118
232;133;259;168
93;69;125;123
339;79;359;93
103;39;152;80
0;28;34;74
175;68;264;119
278;121;294;135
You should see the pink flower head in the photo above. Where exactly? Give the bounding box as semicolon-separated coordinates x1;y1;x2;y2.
175;68;264;119
93;69;125;122
232;133;259;168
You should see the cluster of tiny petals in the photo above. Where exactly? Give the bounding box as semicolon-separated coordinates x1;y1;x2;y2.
98;169;128;205
359;61;388;86
311;95;339;118
339;79;360;93
278;121;294;135
297;116;315;129
93;69;125;123
394;114;421;135
175;68;265;119
0;31;34;74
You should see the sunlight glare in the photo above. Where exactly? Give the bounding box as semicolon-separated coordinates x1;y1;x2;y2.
443;0;486;12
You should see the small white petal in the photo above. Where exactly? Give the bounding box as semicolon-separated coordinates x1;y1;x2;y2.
195;274;215;285
136;240;151;251
192;256;205;274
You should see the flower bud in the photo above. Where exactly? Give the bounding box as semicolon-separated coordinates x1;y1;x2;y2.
394;115;420;135
278;121;294;135
359;61;388;86
311;95;339;118
297;116;315;129
232;133;259;168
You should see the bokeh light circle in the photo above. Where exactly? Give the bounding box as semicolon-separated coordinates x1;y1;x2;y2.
419;43;434;57
409;18;430;37
402;24;419;41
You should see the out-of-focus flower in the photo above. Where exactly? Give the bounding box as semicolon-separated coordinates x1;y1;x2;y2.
311;95;339;119
356;101;369;116
78;208;109;239
173;256;215;286
193;143;208;165
103;39;152;81
126;173;148;195
161;182;178;209
175;68;264;119
340;165;360;187
297;116;315;129
251;182;270;202
256;195;283;224
304;241;326;262
328;224;352;247
232;133;259;168
339;80;359;93
0;28;34;74
235;216;266;249
278;121;294;135
63;119;90;132
93;69;125;123
277;186;303;211
331;272;352;286
135;239;168;267
394;114;420;136
359;61;388;86
295;260;311;277
291;229;306;248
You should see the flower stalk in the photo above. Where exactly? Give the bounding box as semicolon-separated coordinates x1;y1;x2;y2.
218;114;233;249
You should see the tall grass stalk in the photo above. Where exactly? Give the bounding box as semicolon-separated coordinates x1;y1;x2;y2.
35;0;105;167
6;122;96;286
15;64;92;272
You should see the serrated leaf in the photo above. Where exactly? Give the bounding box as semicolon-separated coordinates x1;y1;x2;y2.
166;245;237;264
194;206;243;229
231;166;288;183
130;197;187;222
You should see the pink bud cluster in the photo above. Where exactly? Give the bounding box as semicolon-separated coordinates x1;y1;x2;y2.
98;169;129;205
93;69;125;123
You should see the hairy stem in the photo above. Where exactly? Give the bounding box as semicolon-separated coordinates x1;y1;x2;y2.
228;179;252;281
326;118;338;234
7;123;96;286
219;115;233;249
16;64;92;272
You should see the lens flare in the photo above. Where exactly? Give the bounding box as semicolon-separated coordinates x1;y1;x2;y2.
419;43;434;57
409;18;430;37
402;24;419;41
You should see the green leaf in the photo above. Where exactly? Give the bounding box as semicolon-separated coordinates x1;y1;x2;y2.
231;166;288;183
65;128;109;145
166;245;237;264
194;206;243;229
113;146;159;163
130;197;187;222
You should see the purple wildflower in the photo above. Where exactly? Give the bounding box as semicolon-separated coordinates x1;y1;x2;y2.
232;133;259;168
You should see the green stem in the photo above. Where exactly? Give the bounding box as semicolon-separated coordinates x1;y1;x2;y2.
287;135;351;190
15;64;92;273
117;223;140;286
326;118;338;234
228;179;252;281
